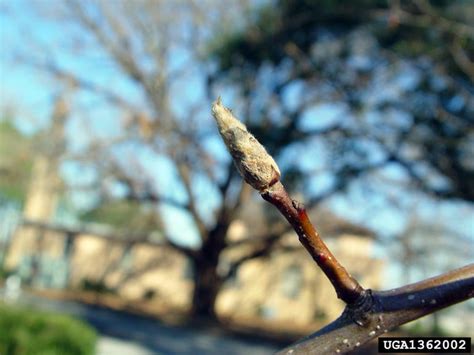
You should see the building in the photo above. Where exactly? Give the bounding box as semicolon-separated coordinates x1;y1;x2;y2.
3;203;383;329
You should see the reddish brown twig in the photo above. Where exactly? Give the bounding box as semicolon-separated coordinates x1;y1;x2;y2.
261;181;365;304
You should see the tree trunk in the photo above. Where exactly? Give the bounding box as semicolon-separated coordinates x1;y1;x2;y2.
191;257;222;320
190;222;228;320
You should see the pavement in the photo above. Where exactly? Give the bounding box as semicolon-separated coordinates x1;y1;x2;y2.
10;292;282;355
97;336;155;355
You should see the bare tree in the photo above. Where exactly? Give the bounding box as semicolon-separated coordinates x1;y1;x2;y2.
8;0;302;319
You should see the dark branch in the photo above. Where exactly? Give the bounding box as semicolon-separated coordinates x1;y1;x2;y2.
278;263;474;354
20;218;196;259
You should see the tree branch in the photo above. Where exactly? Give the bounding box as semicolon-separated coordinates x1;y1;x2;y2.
176;163;209;241
16;56;138;112
212;99;365;304
261;182;365;304
278;263;474;354
123;191;189;211
68;0;147;85
20;218;196;259
212;98;473;353
224;233;284;280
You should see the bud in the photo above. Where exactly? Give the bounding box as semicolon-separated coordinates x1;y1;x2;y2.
212;97;281;192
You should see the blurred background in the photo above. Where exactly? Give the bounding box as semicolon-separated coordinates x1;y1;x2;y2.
0;0;473;354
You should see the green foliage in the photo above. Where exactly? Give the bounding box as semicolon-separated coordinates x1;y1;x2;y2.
0;265;13;280
211;0;471;78
210;0;474;202
0;120;34;204
210;0;387;70
0;302;97;355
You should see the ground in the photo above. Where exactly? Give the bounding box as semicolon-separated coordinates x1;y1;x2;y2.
11;292;282;355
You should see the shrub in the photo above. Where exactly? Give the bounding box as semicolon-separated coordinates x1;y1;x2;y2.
0;265;13;280
0;302;97;355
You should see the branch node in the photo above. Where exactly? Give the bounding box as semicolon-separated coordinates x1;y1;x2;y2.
291;199;304;211
346;289;375;327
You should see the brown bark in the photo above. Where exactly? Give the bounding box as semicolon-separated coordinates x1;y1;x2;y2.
191;257;223;319
190;222;228;319
278;264;474;354
261;181;365;304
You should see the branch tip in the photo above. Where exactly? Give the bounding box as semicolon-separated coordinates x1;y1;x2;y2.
211;98;281;192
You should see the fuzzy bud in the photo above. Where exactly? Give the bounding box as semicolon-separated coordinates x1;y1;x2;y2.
212;97;281;192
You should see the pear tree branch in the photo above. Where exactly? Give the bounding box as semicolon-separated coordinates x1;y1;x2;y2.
211;98;474;354
278;264;474;354
212;98;365;305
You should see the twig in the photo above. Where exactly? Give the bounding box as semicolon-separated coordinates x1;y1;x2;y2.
211;99;474;354
212;98;365;304
261;181;364;304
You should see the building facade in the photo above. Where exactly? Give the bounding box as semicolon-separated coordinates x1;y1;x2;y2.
4;213;383;329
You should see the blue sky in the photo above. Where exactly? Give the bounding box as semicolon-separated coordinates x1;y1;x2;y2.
0;0;222;248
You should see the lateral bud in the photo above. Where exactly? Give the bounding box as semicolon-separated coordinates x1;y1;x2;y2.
211;97;281;192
